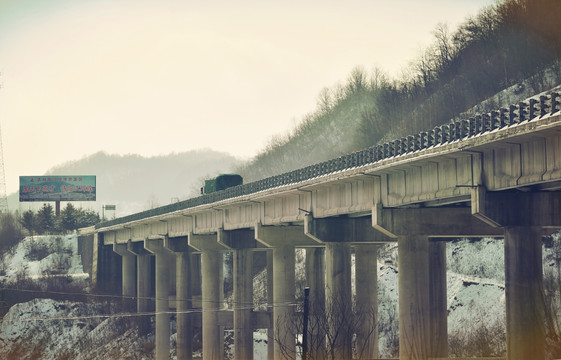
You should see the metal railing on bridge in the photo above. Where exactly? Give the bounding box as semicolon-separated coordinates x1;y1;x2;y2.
96;91;561;230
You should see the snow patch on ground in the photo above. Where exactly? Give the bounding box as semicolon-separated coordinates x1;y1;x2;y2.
0;298;106;359
0;234;89;286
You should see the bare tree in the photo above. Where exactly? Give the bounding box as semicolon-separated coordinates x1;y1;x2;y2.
274;295;377;360
544;233;561;360
432;23;454;74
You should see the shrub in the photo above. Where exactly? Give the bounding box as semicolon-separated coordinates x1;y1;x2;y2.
25;238;50;261
0;212;24;253
448;310;506;357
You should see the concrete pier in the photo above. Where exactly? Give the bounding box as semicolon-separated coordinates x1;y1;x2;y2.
398;235;430;360
233;246;254;360
272;244;296;360
255;225;304;360
429;241;447;359
266;251;274;360
112;243;136;303
127;242;153;335
305;247;325;360
504;226;545;360
176;252;193;360
188;232;226;360
472;189;561;360
144;238;172;360
325;242;352;360
165;237;194;360
354;244;379;360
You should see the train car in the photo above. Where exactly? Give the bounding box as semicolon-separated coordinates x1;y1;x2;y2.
202;174;243;194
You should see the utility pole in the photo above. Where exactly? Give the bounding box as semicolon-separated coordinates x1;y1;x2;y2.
0;121;8;213
0;74;7;213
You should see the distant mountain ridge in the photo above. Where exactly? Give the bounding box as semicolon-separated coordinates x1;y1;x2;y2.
9;150;242;216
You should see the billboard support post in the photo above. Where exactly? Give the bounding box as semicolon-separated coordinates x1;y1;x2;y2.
55;201;60;217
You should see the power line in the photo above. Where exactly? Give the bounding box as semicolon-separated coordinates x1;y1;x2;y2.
0;285;300;315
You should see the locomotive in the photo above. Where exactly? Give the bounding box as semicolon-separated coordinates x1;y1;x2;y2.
201;174;243;194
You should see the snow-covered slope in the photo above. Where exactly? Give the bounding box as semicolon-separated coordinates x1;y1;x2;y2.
0;235;88;286
2;234;557;359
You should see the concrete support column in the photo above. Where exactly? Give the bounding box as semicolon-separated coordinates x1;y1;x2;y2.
504;226;545;360
305;247;326;359
176;252;193;360
325;242;352;360
305;248;326;313
128;242;154;336
191;253;202;298
145;239;172;360
429;241;447;359
112;243;136;301
266;251;274;360
136;253;154;313
354;244;379;360
201;250;223;360
398;235;430;360
233;247;254;360
272;245;296;360
256;225;308;360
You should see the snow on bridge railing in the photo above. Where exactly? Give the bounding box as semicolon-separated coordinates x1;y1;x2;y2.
95;91;561;230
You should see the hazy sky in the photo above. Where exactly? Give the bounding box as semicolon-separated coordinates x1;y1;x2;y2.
0;0;496;194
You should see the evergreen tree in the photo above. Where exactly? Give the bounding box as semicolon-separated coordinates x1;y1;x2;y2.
60;203;78;232
20;210;35;236
76;208;100;228
36;204;55;235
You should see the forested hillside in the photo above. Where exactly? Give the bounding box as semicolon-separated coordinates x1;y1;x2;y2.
238;0;561;182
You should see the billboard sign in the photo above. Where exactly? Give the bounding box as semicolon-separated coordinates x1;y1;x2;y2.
19;175;96;202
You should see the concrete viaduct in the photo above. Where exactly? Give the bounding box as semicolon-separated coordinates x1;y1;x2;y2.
85;92;561;360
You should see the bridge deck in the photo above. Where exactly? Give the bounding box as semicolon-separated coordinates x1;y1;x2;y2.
95;91;561;232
